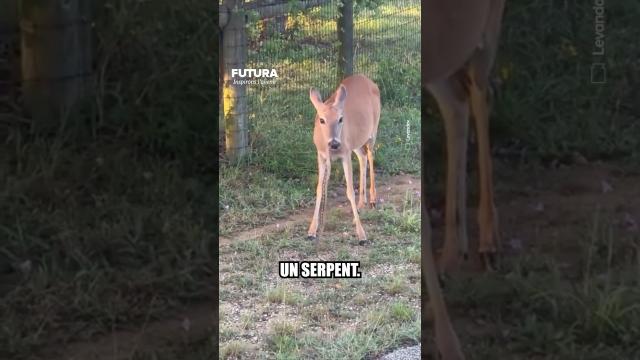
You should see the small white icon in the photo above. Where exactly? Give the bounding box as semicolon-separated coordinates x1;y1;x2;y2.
590;63;606;84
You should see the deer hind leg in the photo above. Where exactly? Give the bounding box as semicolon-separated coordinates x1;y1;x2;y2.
469;77;499;268
354;147;368;209
342;154;367;243
308;153;330;241
422;203;465;360
427;74;470;273
365;141;377;208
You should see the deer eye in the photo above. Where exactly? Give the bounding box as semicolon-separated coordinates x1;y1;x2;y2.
338;117;343;123
319;118;325;124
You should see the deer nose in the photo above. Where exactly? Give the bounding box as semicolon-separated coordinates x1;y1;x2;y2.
329;139;340;150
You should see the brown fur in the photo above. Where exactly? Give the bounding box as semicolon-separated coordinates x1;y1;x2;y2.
307;74;381;242
422;0;506;359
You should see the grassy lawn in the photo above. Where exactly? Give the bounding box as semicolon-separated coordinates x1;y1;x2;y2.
1;1;216;358
448;216;640;359
219;188;421;359
421;163;640;359
0;138;215;357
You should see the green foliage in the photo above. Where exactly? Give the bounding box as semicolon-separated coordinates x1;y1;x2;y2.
492;0;640;160
423;0;640;170
95;0;216;160
0;0;217;357
374;56;420;107
353;0;386;14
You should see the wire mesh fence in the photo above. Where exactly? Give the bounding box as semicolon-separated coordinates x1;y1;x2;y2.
353;0;420;103
246;1;339;97
221;0;421;163
243;0;419;93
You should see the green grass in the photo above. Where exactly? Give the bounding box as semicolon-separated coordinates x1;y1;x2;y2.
493;0;639;160
219;165;313;235
422;0;640;181
0;132;216;358
219;197;421;359
435;212;640;359
220;340;255;359
132;335;219;360
266;285;303;305
1;0;216;358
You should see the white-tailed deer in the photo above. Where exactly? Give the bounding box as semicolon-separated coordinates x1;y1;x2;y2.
424;0;505;273
422;0;506;359
307;74;381;244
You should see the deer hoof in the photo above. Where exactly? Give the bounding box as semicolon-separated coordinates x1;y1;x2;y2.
358;239;370;246
307;235;317;241
369;201;376;209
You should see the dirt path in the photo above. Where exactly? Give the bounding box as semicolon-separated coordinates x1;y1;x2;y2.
219;173;421;246
494;163;640;264
219;212;312;246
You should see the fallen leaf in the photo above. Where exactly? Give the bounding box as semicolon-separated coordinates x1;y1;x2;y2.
532;202;544;212
622;213;638;232
509;238;523;251
181;317;191;332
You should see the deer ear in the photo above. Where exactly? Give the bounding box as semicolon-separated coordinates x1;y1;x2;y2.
333;85;347;109
309;88;323;111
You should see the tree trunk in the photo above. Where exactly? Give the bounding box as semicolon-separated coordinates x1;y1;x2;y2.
0;0;19;100
337;0;353;83
20;0;93;132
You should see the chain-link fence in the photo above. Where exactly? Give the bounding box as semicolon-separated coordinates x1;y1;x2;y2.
221;0;420;162
246;0;419;94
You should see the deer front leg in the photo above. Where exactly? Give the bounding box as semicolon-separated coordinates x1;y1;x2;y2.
469;81;499;268
342;155;367;244
354;147;367;209
428;77;470;273
308;153;330;241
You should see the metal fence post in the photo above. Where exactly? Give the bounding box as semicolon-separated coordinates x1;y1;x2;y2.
222;0;249;161
337;0;354;83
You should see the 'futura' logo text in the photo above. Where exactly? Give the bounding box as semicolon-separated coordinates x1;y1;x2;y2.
231;69;278;78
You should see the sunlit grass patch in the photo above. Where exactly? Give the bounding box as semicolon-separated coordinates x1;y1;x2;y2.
266;285;304;305
220;340;255;359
